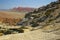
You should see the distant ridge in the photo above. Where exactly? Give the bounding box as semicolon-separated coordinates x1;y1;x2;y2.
12;7;35;12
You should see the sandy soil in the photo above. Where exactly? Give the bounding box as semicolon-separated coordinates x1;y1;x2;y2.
0;29;60;40
0;11;25;19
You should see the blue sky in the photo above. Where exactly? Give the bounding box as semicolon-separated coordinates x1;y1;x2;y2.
0;0;56;9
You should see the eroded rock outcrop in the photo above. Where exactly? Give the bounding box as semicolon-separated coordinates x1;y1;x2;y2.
17;0;60;28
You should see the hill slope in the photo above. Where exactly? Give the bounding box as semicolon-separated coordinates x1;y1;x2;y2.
17;0;60;28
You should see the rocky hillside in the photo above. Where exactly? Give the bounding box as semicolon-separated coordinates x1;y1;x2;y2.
0;0;60;36
17;0;60;30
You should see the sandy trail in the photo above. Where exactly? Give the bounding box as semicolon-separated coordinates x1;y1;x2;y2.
0;29;60;40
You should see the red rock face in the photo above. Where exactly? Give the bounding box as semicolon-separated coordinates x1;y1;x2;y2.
12;7;34;12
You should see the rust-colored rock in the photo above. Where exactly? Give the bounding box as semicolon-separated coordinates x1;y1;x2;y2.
3;18;22;26
0;11;25;26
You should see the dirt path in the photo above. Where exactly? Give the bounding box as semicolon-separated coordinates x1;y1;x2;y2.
0;29;60;40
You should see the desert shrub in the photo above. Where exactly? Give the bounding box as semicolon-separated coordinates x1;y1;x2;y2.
0;33;3;36
49;15;53;18
18;29;24;33
55;13;60;19
45;10;51;16
50;2;56;7
21;26;27;29
31;24;39;27
3;28;24;35
37;16;48;22
31;15;39;18
0;27;1;29
56;39;60;40
25;12;32;18
33;9;38;13
38;8;41;12
3;30;13;35
0;30;4;33
48;19;54;23
31;22;39;27
45;8;55;17
10;29;24;33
